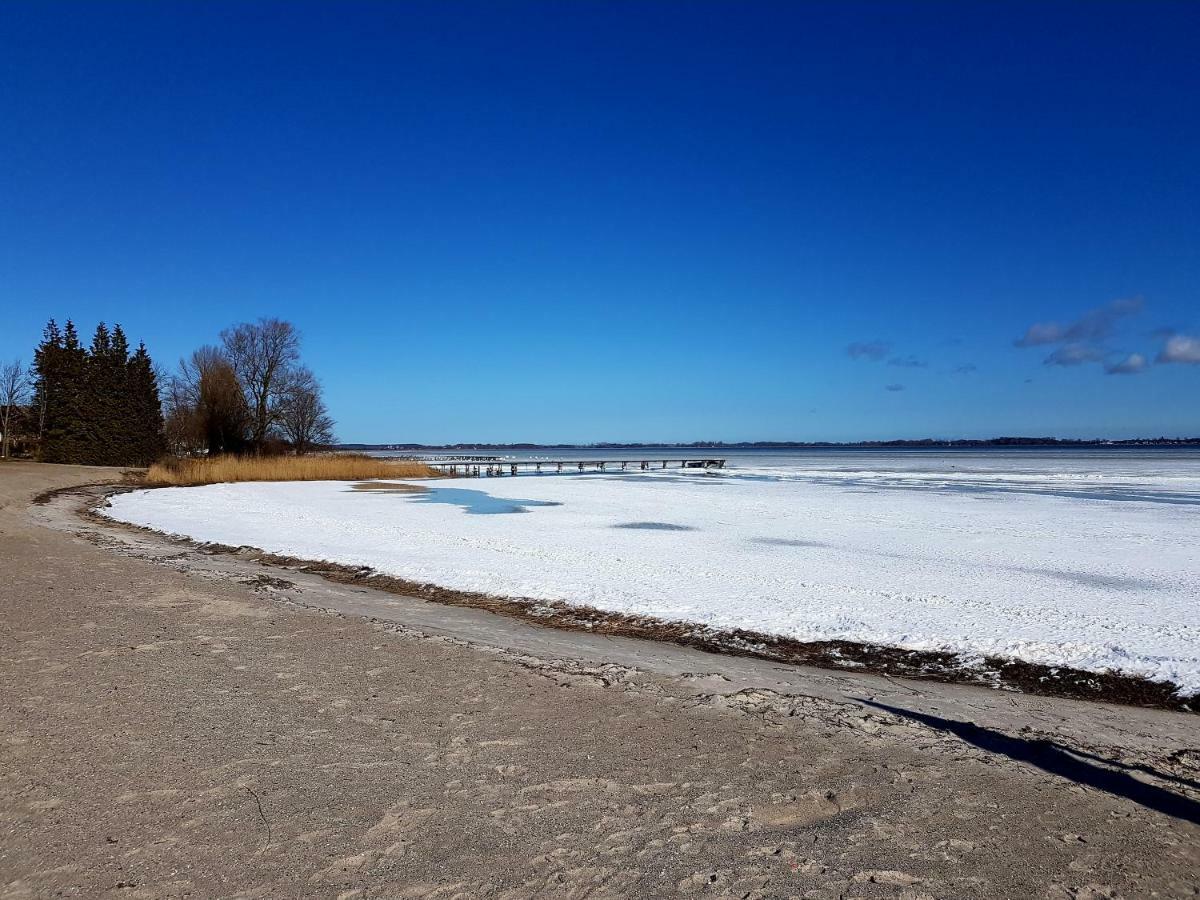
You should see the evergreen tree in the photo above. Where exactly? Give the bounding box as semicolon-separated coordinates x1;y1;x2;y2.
111;324;130;361
127;342;166;464
32;318;166;465
110;325;133;463
31;319;63;451
40;320;89;463
83;321;133;465
85;322;112;463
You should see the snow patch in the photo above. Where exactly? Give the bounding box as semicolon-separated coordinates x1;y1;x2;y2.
104;462;1200;695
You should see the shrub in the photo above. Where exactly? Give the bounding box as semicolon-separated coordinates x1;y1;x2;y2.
144;453;438;486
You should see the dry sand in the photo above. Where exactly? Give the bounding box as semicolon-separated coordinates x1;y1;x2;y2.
1;461;1197;899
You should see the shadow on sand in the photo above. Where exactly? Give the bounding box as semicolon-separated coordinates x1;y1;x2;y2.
861;701;1200;825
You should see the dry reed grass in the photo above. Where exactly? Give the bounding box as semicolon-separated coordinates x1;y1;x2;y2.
145;454;439;487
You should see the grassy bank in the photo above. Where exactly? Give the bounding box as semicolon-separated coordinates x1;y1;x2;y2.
145;454;438;487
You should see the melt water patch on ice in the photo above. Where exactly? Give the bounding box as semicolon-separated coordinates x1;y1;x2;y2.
104;464;1200;695
613;521;696;531
405;486;563;515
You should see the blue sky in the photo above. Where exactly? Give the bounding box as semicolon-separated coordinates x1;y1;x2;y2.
2;1;1197;443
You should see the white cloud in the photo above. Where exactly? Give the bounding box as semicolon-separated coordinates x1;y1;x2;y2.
1104;353;1147;375
1158;334;1200;365
1015;296;1144;348
1015;322;1067;347
847;341;891;361
1044;343;1105;367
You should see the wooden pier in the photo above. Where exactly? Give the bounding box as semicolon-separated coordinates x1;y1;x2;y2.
425;457;726;477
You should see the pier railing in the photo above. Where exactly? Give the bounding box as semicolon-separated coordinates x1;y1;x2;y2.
424;457;726;477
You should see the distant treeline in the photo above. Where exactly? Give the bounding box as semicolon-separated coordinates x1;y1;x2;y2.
342;436;1200;451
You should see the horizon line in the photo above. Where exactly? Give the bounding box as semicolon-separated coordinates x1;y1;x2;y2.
336;436;1200;449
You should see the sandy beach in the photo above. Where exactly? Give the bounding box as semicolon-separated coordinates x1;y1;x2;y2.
2;461;1199;898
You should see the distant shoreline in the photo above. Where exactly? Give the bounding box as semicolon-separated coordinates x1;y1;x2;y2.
339;437;1200;452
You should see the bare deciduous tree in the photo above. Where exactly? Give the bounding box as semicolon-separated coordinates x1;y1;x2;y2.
277;367;335;455
1;359;29;459
220;318;300;450
163;368;202;456
165;346;250;456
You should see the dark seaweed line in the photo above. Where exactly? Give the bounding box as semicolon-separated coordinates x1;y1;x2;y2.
64;482;1196;713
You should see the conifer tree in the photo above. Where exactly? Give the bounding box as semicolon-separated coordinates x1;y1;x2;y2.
39;320;89;463
109;325;133;463
32;318;166;465
85;322;112;463
82;321;135;465
31;318;63;450
127;342;166;464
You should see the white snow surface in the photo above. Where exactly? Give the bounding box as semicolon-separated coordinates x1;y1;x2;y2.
105;459;1200;694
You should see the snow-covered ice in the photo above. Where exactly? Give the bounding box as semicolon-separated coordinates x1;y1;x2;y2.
104;454;1200;694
